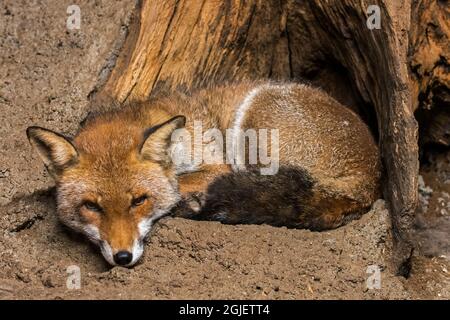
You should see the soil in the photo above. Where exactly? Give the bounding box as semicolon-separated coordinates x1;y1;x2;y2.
0;0;448;300
416;150;450;260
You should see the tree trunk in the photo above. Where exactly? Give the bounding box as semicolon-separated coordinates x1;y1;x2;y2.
410;0;449;147
93;0;450;274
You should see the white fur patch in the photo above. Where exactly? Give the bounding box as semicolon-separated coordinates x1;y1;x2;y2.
57;180;88;212
82;225;118;266
100;240;115;266
137;209;168;240
229;85;264;172
82;224;101;242
129;239;144;266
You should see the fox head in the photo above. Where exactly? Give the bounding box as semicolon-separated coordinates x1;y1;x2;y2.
26;114;186;267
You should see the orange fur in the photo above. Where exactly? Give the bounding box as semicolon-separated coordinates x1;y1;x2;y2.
27;80;380;266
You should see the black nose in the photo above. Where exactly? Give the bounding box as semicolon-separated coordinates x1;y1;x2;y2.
113;251;133;266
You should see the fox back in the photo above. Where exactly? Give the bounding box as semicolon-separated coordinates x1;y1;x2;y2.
27;81;380;266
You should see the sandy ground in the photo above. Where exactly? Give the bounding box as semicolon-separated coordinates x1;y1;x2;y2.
0;1;448;299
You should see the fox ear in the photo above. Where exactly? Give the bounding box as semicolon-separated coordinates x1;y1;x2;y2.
140;115;186;165
26;126;78;177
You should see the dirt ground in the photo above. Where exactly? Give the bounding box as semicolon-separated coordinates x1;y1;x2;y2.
0;1;448;300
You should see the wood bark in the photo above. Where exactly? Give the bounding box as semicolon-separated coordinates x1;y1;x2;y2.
93;0;450;274
410;0;449;147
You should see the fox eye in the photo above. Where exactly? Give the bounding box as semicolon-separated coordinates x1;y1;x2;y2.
131;195;148;207
83;201;103;213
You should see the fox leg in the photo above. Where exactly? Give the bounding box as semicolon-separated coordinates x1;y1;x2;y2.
178;164;231;194
173;164;231;216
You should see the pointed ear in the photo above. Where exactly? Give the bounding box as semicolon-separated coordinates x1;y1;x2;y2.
139;116;186;165
26;126;78;177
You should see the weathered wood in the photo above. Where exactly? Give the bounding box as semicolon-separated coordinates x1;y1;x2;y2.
100;0;291;101
94;0;449;273
410;0;450;147
285;0;418;273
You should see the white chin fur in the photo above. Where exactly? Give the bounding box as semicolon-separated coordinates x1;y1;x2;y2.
82;224;101;243
138;209;168;240
129;239;144;266
99;241;116;266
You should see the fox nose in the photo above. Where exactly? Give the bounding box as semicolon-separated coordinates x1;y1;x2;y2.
113;251;133;266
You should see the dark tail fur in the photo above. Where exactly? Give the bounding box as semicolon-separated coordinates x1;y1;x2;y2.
172;166;363;230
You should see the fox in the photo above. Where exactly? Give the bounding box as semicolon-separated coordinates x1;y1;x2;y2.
26;81;381;267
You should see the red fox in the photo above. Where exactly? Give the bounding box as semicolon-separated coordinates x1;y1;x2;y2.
27;81;380;267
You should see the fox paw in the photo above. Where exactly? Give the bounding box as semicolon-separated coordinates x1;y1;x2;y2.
183;192;206;213
171;192;207;218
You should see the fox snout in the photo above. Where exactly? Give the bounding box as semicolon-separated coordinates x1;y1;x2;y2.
74;222;147;267
99;237;145;267
93;214;160;267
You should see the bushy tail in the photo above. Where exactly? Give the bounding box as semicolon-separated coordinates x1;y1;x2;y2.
173;166;365;230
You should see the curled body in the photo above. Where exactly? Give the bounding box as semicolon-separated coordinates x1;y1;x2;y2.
27;81;381;267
